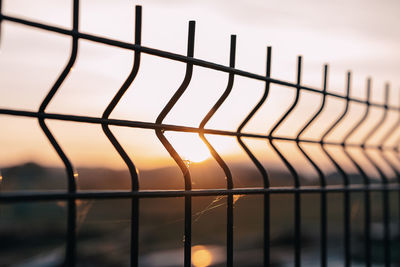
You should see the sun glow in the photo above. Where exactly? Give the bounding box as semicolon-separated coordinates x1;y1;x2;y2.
192;245;213;267
182;148;210;163
166;133;211;163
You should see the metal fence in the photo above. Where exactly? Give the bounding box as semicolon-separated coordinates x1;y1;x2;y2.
0;1;399;267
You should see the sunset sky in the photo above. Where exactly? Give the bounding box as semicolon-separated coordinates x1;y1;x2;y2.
0;0;400;177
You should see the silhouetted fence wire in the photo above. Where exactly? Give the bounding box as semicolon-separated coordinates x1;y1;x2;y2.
0;1;399;267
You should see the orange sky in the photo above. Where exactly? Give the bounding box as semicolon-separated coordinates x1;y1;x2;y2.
0;0;399;177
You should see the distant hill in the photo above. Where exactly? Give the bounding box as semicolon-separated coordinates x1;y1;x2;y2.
0;161;374;192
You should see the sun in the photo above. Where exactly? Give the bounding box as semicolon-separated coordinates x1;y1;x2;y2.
165;132;211;163
192;245;213;267
182;148;210;163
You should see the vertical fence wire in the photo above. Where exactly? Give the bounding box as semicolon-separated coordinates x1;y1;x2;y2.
378;92;400;245
296;64;328;267
268;56;302;267
199;35;236;267
155;20;195;267
342;79;372;266
37;1;80;265
320;72;352;266
360;84;391;266
101;5;142;266
236;46;271;266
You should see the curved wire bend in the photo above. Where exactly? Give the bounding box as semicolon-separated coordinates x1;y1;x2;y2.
320;72;352;186
394;129;400;163
377;87;400;179
236;46;271;188
296;65;328;187
393;119;400;161
155;21;195;190
102;5;141;191
268;56;302;187
199;35;236;189
360;84;390;183
37;1;79;266
38;1;79;193
379;132;400;178
341;78;371;184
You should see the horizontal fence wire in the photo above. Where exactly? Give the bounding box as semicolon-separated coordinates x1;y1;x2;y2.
0;1;400;267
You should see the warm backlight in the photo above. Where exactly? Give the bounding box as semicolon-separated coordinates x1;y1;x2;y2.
192;245;213;267
165;132;211;163
182;148;210;163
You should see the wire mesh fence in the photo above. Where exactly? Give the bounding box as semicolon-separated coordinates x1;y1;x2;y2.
0;1;399;266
